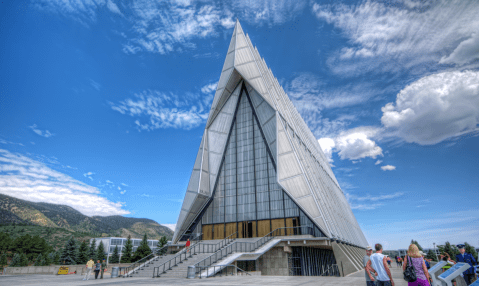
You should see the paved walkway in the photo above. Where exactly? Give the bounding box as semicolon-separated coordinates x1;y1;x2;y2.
0;265;407;286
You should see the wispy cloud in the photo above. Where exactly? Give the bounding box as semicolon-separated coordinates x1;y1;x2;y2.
347;192;404;210
312;0;479;75
83;171;95;180
29;124;54;138
89;79;101;91
201;82;218;94
381;165;396;171
121;183;128;186
0;149;128;216
120;190;126;195
110;88;213;131
0;139;24;147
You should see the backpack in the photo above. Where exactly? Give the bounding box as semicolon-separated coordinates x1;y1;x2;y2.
403;256;417;282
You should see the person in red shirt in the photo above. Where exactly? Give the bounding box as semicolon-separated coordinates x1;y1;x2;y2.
185;239;191;253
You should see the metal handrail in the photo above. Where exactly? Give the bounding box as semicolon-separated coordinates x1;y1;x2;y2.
121;243;172;277
197;264;251;278
194;226;314;275
152;232;237;277
320;264;339;276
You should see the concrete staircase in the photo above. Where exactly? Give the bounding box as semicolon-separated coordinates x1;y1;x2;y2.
157;253;213;278
127;254;177;277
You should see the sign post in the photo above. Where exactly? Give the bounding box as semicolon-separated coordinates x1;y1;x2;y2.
428;261;447;286
57;266;69;275
437;262;470;286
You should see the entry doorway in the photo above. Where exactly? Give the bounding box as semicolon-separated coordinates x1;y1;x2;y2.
240;221;254;238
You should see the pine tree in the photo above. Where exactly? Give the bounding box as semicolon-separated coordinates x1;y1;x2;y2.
440;241;459;262
44;252;52;266
53;252;60;265
110;246;120;263
132;234;152;261
40;258;46;266
120;235;133;263
156;236;168;255
464;242;478;261
426;249;437;262
78;240;89;265
34;253;43;266
0;233;12;252
63;255;76;265
411;240;423;251
61;237;78;265
9;253;21;267
0;253;8;267
89;238;97;260
20;253;29;266
97;241;106;262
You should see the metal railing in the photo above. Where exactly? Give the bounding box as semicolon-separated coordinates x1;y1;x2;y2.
320;264;340;277
197;264;251;278
194;226;314;277
121;245;169;277
152;232;237;277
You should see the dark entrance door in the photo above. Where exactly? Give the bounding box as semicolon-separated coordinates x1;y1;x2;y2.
247;222;253;238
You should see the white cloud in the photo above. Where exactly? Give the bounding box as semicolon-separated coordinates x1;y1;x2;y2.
0;149;129;216
440;33;479;66
121;183;128;186
106;0;123;16
118;186;121;190
350;192;403;202
0;139;24;147
89;79;101;91
350;203;383;210
83;171;95;181
347;192;403;210
319;127;383;161
201;82;218;94
29;124;54;138
312;0;479;74
110;89;212;131
381;165;396;171
162;223;176;231
317;138;335;162
120;190;126;194
375;160;382;165
381;70;479;145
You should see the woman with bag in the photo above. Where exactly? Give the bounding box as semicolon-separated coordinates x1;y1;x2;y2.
403;244;432;286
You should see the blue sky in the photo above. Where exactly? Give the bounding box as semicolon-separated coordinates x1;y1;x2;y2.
1;0;478;249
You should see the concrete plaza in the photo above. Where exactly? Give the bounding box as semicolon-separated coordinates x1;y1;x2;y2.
0;265;408;286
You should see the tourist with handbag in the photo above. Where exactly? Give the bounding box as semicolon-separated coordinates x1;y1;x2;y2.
403;244;432;286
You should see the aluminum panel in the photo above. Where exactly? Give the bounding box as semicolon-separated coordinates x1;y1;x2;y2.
235;32;248;49
181;191;198;212
296;196;321;218
278;131;292;154
235;62;261;80
227;28;236;54
208;151;223;176
269;141;277;162
235;47;255;66
225;70;242;93
186;170;200;192
256;101;275;125
280;175;310;198
249;77;268;97
193;140;204;170
209;112;233;134
210;87;224;113
201;145;208;172
262;117;276;145
278;152;302;180
208;131;228;156
217;68;233;90
222;51;235;72
249;89;264;108
199;170;210;195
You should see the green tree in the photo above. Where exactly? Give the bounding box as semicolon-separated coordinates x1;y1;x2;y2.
40;258;46;266
96;241;106;262
43;252;52;266
120;235;133;263
426;249;438;262
89;238;97;260
53;252;60;265
438;242;459;262
0;233;12;252
156;236;168;255
78;240;89;265
63;255;76;265
34;253;43;266
132;234;152;261
110;246;120;264
9;253;21;267
61;237;78;265
464;242;478;261
0;253;8;268
20;253;28;266
411;240;424;251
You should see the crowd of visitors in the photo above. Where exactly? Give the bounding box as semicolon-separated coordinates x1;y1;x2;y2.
364;243;478;286
83;258;107;281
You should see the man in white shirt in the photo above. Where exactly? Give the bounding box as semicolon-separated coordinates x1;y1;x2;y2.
367;243;395;286
363;246;375;286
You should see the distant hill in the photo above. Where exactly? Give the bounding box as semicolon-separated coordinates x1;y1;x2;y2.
0;193;173;241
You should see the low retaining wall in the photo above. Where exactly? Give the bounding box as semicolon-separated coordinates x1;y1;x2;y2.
5;265;88;275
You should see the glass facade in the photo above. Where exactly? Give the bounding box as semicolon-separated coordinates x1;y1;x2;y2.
183;86;325;240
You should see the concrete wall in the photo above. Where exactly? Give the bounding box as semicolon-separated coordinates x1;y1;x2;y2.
258;246;289;276
4;265;87;275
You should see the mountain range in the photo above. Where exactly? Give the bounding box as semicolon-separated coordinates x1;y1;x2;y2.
0;193;173;240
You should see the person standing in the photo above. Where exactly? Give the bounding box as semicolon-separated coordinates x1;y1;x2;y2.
363;246;376;286
100;259;107;279
455;244;477;285
403;244;432;286
185;238;191;253
94;260;101;279
83;258;94;281
367;243;395;286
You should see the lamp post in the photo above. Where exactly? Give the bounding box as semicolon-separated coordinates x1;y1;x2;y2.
433;243;439;261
